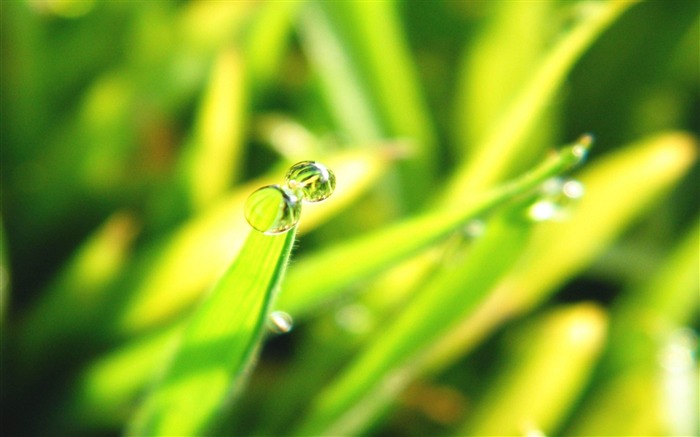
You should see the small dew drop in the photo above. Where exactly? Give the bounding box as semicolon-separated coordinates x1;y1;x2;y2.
562;179;585;200
268;311;293;334
526;177;585;222
244;185;301;235
527;200;561;222
285;161;336;203
570;133;594;162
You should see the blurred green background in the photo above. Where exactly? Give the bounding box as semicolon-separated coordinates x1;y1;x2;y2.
1;0;698;436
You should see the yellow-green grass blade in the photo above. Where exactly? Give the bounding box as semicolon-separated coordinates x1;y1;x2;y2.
460;303;608;436
444;0;638;199
276;139;588;318
452;0;555;161
181;47;247;210
564;223;700;436
244;0;301;98
126;226;297;436
423;132;697;374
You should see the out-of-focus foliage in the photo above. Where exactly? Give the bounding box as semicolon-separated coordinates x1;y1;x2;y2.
1;1;698;436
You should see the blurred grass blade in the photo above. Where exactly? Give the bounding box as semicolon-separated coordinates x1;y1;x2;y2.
461;303;608;436
127;226;297;436
18;212;139;369
62;324;184;428
244;1;301;97
277;139;587;317
565;223;700;436
299;1;437;205
445;0;637;198
298;3;383;142
423;132;697;374
452;0;554;160
184;48;247;208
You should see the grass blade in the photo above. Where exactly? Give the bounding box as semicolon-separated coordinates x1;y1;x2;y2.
127;226;297;436
444;0;637;197
276;139;588;317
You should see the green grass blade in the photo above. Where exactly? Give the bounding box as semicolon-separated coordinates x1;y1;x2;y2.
127;226;297;436
452;0;554;160
444;0;638;198
276;139;588;317
460;303;608;436
422;132;697;374
297;3;383;142
182;48;247;208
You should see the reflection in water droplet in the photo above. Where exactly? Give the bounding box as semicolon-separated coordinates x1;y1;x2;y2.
268;311;293;334
244;185;301;235
285;161;336;202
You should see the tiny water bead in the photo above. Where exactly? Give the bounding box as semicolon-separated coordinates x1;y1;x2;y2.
244;185;301;235
244;161;336;235
526;177;585;222
285;161;336;202
267;311;293;334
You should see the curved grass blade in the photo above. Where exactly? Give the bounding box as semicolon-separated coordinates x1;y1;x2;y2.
276;138;589;317
126;226;297;436
445;0;638;198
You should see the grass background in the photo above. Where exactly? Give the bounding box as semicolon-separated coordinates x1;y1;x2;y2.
1;1;698;436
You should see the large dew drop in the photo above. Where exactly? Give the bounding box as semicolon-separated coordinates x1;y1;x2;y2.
244;185;301;235
285;161;336;202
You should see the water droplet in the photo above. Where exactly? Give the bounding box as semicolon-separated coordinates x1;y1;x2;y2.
268;311;293;334
569;133;594;162
526;177;585;222
285;161;336;203
244;185;301;235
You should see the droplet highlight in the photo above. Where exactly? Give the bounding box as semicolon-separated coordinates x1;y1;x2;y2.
267;311;293;334
526;177;585;222
244;185;301;235
285;161;336;202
